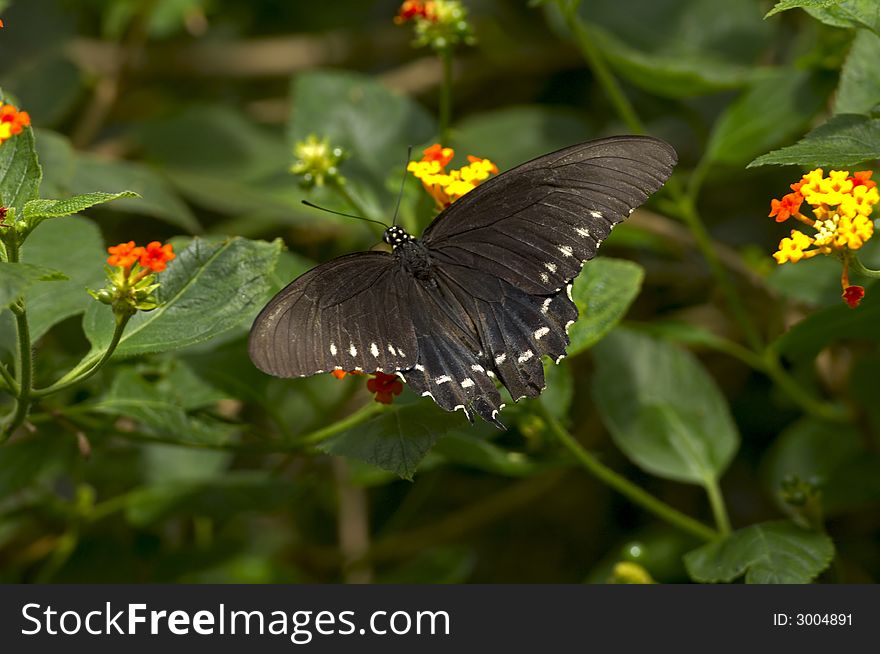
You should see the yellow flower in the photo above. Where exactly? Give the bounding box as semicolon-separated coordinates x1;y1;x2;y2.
408;144;497;208
773;229;815;264
290;135;347;188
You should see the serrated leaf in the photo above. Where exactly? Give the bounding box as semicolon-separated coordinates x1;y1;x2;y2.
0;123;40;211
318;403;468;480
592;329;739;485
805;0;880;34
567;258;644;357
765;0;844;19
0;261;66;307
834;29;880;115
705;69;828;166
749;114;880;167
94;367;236;446
18;216;106;340
684;520;835;583
83;236;281;360
23;191;139;226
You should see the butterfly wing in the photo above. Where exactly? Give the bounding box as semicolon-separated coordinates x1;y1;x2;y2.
409;136;676;413
421;136;677;293
249;252;418;377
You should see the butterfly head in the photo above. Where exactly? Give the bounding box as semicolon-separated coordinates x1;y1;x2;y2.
383;225;414;248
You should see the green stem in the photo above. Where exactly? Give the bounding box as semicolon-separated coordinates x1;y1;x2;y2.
32;314;131;398
439;49;454;144
556;1;643;135
761;351;849;423
537;404;718;542
295;400;384;446
1;238;33;442
849;255;880;279
704;476;731;536
0;361;18;395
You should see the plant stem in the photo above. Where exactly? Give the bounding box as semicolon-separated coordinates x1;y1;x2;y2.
849;255;880;279
761;351;849;423
296;401;384;446
0;361;18;395
439;49;454;144
555;1;643;135
704;476;731;536
1;237;33;442
32;314;131;398
537;404;718;542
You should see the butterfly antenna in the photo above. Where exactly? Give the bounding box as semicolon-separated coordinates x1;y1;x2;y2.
391;145;413;227
301;200;390;230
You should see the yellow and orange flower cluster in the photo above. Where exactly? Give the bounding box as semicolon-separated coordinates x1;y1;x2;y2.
394;0;474;52
0;103;31;146
770;168;879;308
408;143;498;209
107;241;175;273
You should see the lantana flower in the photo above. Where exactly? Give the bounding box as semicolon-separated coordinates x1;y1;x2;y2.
0;103;31;146
394;0;474;52
332;369;404;405
290;134;347;189
770;168;879;308
408;143;498;209
91;240;175;316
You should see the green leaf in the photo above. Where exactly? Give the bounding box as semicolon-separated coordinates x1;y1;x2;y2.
0;261;66;307
684;520;835;583
318;403;468;480
772;287;880;361
83;236;282;359
761;418;880;515
432;431;538;477
705;69;829;166
834;30;880;115
539;358;574;419
94;367;236;446
23;191;139;228
33;128;75;198
592;329;739;485
575;0;769;98
70;155;201;233
749;114;880;167
0;123;41;211
567;258;644;358
804;1;880;34
765;0;844;18
19;216;106;340
0;432;76;497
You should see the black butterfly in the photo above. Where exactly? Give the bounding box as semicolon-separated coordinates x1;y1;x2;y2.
249;136;677;428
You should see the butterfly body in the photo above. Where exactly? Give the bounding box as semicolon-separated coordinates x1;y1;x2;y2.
249;136;677;428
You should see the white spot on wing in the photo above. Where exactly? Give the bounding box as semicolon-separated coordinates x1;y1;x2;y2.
628;207;635;215
558;245;574;258
590;210;603;219
398;348;407;357
566;283;573;301
544;262;557;273
540;272;549;284
494;353;506;365
435;375;451;385
556;354;566;364
370;342;379;358
576;227;590;238
453;405;466;413
387;344;397;356
517;350;534;364
330;343;337;356
461;378;474;388
534;327;549;340
565;320;575;334
471;364;485;373
486;370;496;378
415;364;425;372
354;366;363;372
421;391;435;399
349;343;357;357
541;297;552;314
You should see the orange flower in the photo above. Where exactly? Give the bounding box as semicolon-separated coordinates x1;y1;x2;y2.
848;170;876;190
394;0;435;23
421;143;454;167
0;103;31;145
367;371;404;404
842;285;865;309
107;241;142;269
768;192;804;223
138;241;175;272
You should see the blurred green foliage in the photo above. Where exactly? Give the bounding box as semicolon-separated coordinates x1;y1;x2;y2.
0;0;879;584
